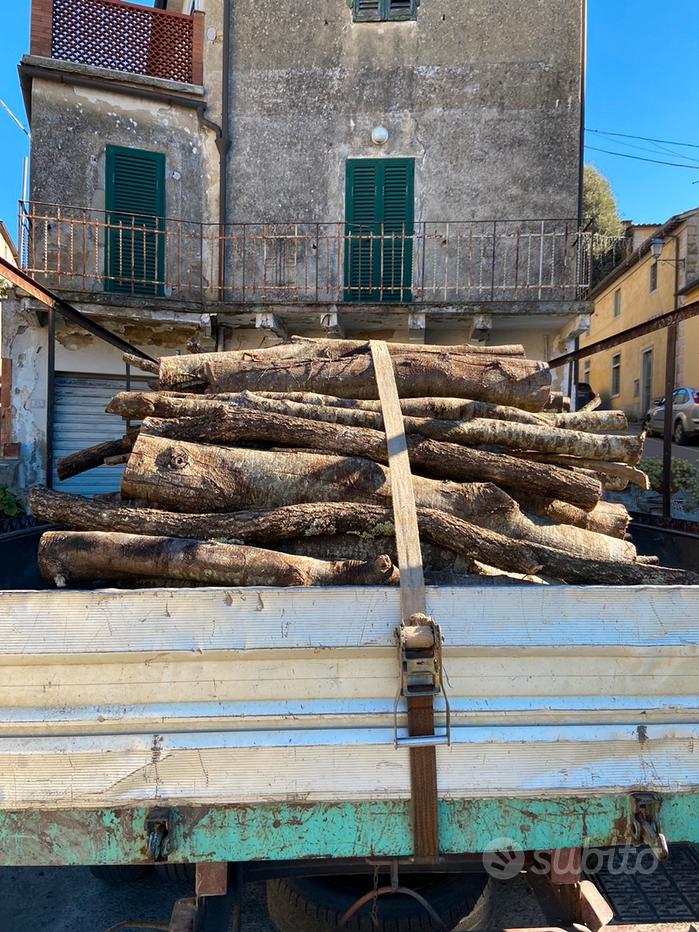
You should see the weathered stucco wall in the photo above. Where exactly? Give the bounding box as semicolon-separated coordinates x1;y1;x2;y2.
226;0;583;223
28;77;211;223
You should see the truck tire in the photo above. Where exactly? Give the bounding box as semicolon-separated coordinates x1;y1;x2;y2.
266;871;492;932
89;865;154;885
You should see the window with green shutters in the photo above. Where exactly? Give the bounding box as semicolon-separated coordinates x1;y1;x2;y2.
353;0;418;22
344;158;414;303
105;145;165;296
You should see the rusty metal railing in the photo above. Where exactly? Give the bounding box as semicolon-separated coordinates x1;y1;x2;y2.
19;203;623;305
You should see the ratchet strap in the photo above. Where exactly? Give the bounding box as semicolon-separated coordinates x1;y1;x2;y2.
370;340;440;860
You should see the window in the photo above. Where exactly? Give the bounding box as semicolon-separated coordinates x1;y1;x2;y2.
105;145;165;296
674;389;690;405
353;0;418;22
633;379;640;398
613;288;621;318
650;261;658;292
344;158;414;302
611;353;621;397
583;360;591;383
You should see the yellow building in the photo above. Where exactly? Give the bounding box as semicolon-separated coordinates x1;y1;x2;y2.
581;208;699;421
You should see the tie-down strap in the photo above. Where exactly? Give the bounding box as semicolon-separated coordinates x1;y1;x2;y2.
369;340;442;861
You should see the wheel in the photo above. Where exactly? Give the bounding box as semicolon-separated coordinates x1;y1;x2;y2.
155;862;196;883
673;420;687;445
89;864;154;885
266;871;492;932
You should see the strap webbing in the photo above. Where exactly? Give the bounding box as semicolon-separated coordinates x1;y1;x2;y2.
369;340;440;860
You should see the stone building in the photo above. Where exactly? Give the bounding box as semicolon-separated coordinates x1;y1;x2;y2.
4;0;596;493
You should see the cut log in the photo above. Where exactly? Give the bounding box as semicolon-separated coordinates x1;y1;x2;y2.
122;434;516;517
139;405;602;510
29;489;537;575
38;531;396;588
209;392;642;464
156;342;552;410
123;353;159;375
122;436;629;562
290;336;526;357
56;433;137;481
516;496;630;540
512;452;650;490
579;395;602;413
108;390;627;436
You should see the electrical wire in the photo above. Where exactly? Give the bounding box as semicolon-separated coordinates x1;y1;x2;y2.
584;145;699;170
586;128;699;150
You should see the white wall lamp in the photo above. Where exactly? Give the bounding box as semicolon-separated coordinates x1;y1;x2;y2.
371;126;389;146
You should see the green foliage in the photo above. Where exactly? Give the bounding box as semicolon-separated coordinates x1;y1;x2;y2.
640;457;699;505
0;485;23;518
583;165;624;237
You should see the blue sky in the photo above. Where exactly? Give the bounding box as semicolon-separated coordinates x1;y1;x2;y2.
0;0;698;246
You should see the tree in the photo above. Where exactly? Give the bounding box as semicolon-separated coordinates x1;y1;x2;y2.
583;165;624;237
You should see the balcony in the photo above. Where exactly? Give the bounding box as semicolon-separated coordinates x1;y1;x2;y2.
19;203;623;308
30;0;204;85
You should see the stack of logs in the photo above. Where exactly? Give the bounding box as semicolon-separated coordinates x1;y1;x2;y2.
30;337;698;588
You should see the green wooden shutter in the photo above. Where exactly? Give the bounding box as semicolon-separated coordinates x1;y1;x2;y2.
344;158;414;302
354;0;417;21
105;146;165;296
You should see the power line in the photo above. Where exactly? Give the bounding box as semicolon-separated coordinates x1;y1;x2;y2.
584;145;699;170
586;128;699;151
588;133;699;167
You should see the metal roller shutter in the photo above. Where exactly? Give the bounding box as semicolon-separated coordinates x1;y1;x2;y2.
53;375;148;496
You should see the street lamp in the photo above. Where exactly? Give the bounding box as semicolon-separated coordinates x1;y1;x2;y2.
650;237;664;261
649;235;685;267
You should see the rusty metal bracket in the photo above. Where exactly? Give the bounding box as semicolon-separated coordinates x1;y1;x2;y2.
146;807;172;862
393;615;451;749
632;793;669;861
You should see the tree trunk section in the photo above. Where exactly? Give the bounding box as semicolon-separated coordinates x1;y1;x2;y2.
56;433;137;481
122;434;517;518
513;452;650;489
516;495;630;539
38;531;395;588
140;406;602;511
157;343;552;410
206;392;641;463
122;436;629;563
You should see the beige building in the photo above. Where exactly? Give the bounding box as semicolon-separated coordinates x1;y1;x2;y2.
581;209;699;421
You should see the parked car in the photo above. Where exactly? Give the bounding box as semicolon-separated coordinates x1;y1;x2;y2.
575;382;596;410
643;387;699;444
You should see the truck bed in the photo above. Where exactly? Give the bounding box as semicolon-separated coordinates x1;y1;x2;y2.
0;584;698;865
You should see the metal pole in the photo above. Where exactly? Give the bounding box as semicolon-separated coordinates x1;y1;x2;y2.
661;323;677;520
661;234;682;521
45;306;56;490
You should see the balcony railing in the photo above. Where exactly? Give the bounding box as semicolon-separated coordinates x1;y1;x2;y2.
31;0;204;85
20;203;622;306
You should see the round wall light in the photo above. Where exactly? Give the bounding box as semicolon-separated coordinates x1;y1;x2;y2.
371;126;389;146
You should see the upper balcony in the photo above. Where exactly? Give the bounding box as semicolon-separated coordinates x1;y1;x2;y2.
30;0;204;86
19;202;626;312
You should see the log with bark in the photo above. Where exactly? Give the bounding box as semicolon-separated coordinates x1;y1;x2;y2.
57;430;137;481
210;392;643;463
512;452;651;489
38;530;396;588
138;405;603;510
155;342;553;410
109;389;628;436
121;435;632;563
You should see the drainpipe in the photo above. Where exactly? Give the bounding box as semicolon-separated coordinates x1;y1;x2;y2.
571;0;588;409
196;0;232;303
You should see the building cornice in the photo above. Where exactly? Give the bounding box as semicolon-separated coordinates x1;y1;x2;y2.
19;55;205;124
